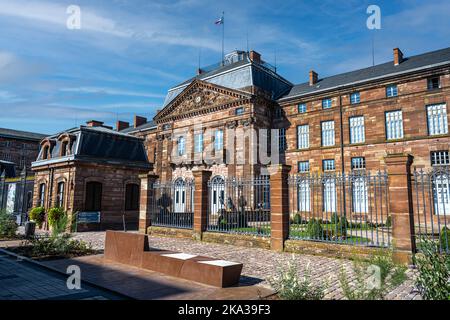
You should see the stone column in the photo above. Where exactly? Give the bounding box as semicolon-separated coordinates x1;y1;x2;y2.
270;164;291;251
385;153;416;264
192;169;212;240
139;172;159;234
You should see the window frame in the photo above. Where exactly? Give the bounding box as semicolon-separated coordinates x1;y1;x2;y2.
349;116;365;144
321;120;335;147
296;124;309;149
298;103;307;113
322;98;332;109
386;84;398;98
385;110;404;140
426;103;448;136
298;161;310;173
427;77;441;90
350;92;360;105
322;159;335;171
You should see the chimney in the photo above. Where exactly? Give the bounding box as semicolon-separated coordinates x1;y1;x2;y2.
309;70;318;86
116;121;129;132
393;48;404;66
86;120;104;127
249;50;261;63
134;115;147;128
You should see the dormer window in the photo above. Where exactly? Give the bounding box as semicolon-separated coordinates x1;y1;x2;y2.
42;146;50;160
61;141;68;156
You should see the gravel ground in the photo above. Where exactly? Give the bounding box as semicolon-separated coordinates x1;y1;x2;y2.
66;231;421;300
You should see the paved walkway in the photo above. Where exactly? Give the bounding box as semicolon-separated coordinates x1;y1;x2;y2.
0;250;126;300
70;231;420;300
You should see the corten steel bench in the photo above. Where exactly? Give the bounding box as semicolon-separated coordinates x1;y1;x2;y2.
104;231;243;288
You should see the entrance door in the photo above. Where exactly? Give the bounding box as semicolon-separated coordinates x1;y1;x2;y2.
173;178;186;213
433;174;450;215
210;176;225;215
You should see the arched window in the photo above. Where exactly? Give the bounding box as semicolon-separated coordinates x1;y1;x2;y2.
61;141;68;156
85;182;102;211
56;182;65;208
125;183;140;211
38;183;46;207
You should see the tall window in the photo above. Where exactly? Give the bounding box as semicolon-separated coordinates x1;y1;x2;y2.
56;182;65;208
297;177;310;212
214;129;223;151
298;161;310;173
349;116;365;144
177;136;185;156
322;98;332;109
321;121;335;146
85;182;102;211
279;128;287;152
351;159;368;213
42;146;49;160
297;125;309;149
431;151;450;166
427;104;448;136
194;133;203;153
298;103;307;113
125;184;139;211
385;110;403;140
386;84;398;98
350;92;360;104
427;77;440;90
38;183;45;207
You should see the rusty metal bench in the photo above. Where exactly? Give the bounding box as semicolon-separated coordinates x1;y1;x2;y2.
104;231;243;288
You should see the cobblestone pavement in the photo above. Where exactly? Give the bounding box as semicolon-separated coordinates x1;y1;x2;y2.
69;231;421;300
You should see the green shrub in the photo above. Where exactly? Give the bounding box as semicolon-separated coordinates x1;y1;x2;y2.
440;227;450;252
25;234;94;258
330;213;340;224
414;238;450;300
268;258;326;300
293;213;303;225
0;210;18;238
47;207;65;227
29;207;45;228
385;216;392;228
335;218;348;237
339;249;407;300
306;219;323;239
51;213;69;236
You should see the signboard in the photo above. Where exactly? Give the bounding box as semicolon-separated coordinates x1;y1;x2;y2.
6;184;16;214
77;211;101;224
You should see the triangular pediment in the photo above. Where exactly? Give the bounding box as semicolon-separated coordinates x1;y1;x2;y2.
154;80;253;122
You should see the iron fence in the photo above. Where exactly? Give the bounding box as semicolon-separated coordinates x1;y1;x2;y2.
206;176;271;237
150;178;194;229
288;171;391;247
413;167;450;253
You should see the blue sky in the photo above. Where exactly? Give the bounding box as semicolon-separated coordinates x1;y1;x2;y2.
0;0;449;134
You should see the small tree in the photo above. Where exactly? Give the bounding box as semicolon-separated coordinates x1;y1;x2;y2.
47;207;65;227
29;207;46;228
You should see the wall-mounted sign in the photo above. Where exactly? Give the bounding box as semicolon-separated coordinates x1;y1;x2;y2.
77;211;101;224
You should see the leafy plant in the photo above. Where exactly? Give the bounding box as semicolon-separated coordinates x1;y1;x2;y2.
335;217;348;237
0;209;18;238
293;213;303;225
414;237;450;300
29;207;45;228
306;219;323;239
22;234;94;259
47;207;65;228
268;258;326;300
330;213;340;224
385;216;392;228
339;249;407;300
439;227;450;252
51;213;69;236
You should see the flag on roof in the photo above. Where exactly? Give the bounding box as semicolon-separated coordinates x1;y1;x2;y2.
215;16;224;25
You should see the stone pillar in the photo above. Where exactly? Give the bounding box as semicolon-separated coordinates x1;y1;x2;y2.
0;170;5;210
139;172;159;234
192;169;212;240
385;154;415;264
270;164;291;251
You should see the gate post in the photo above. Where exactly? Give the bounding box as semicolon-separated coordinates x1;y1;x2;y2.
385;153;416;264
269;164;291;251
192;170;212;240
0;170;5;210
139;172;159;234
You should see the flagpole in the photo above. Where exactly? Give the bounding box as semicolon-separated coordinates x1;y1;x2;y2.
222;11;225;66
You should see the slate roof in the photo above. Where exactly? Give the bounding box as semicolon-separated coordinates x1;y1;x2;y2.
280;47;450;101
32;125;151;169
162;51;293;107
0;127;47;141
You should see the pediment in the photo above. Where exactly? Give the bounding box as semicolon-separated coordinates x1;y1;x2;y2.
155;80;252;122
